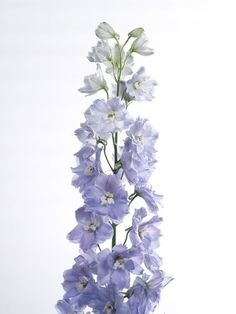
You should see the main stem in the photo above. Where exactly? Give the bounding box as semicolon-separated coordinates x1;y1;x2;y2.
111;38;123;249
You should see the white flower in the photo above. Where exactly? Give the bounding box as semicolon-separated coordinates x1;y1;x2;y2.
130;33;154;56
79;64;108;96
87;40;112;63
126;67;157;101
95;22;119;40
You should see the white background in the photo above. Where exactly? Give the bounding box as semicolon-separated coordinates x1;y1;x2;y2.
1;0;236;313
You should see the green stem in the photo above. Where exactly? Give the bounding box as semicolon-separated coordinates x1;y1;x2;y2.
97;244;102;251
128;194;138;207
103;144;114;172
123;228;131;246
112;223;117;248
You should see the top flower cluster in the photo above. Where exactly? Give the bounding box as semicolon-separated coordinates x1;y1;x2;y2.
56;22;171;314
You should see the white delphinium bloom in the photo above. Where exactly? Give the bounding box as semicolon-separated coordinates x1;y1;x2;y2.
95;22;119;40
130;33;154;56
126;67;157;101
87;41;112;63
79;64;108;96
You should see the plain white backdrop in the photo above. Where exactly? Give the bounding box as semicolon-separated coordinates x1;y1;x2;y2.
1;0;236;313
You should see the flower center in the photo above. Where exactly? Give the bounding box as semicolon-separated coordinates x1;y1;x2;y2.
134;135;144;144
106;111;116;122
113;258;125;269
104;302;115;314
133;81;141;89
101;192;114;205
88;222;98;231
138;226;148;239
85;165;95;175
76;276;88;291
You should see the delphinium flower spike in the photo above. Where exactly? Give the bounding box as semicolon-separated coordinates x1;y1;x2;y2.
56;21;172;314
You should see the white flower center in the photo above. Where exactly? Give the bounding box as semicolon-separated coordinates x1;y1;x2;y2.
133;81;141;89
76;276;88;291
85;165;95;175
101;192;114;205
134;135;144;144
104;302;114;314
106;111;116;122
113;258;125;269
138;226;148;239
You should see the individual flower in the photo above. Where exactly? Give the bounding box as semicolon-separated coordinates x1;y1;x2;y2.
129;207;162;250
129;33;154;56
90;284;130;314
126;67;157;101
87;40;112;63
74;145;95;162
62;256;96;307
71;147;102;191
83;174;128;223
84;97;133;139
56;299;79;314
144;252;162;273
74;122;96;146
128;272;173;314
126;117;158;156
121;138;156;184
135;184;163;213
128;27;144;38
67;206;113;251
95;22;119;40
97;245;143;289
79;64;108;96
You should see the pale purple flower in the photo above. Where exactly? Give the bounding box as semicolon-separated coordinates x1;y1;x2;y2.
56;299;79;314
83;174;128;223
135;184;163;213
144;252;162;273
74;145;95;162
121;138;156;184
130;33;154;56
90;284;131;314
95;22;119;40
62;256;96;307
130;207;162;250
72;147;102;192
74;123;96;146
79;65;108;96
126;67;157;101
128;272;173;314
67;206;113;251
97;245;143;289
126;117;158;156
84;97;133;138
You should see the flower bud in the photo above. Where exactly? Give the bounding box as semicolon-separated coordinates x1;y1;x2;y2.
95;22;119;40
128;27;144;38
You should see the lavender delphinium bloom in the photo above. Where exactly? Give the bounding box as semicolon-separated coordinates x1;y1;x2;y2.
97;245;143;289
126;117;158;156
121;138;156;184
129;207;162;251
83;174;128;223
90;284;131;314
67;206;113;251
72;147;102;192
56;299;79;314
74;122;96;146
135;184;163;213
84;97;133;138
62;256;96;307
126;67;157;102
128;272;173;314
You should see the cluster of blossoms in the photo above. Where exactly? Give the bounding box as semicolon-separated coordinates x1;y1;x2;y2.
56;22;172;314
